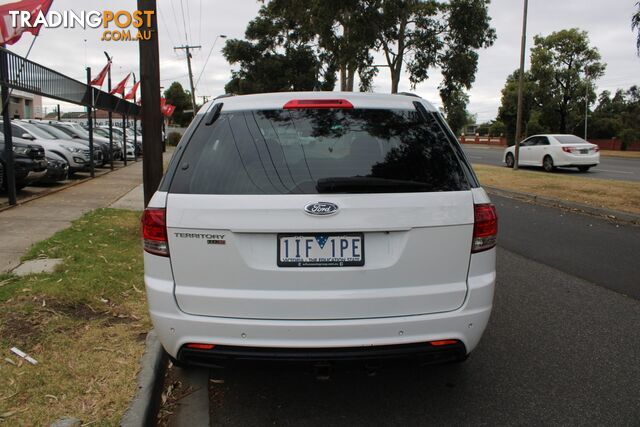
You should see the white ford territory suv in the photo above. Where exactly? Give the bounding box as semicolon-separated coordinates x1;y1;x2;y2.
143;92;497;368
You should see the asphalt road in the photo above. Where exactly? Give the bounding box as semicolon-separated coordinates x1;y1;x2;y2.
462;145;640;182
202;200;640;426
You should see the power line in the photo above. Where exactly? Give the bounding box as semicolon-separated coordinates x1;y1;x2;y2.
180;0;189;45
195;35;227;90
198;0;203;47
169;0;183;44
157;4;178;52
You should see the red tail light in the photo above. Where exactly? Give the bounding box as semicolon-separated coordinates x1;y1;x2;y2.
472;204;497;253
283;99;353;109
185;343;215;350
562;147;575;153
429;339;459;347
593;147;600;152
142;208;169;256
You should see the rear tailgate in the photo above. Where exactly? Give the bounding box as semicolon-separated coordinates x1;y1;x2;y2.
167;191;473;320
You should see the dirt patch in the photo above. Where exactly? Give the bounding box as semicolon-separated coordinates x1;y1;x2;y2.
0;296;136;347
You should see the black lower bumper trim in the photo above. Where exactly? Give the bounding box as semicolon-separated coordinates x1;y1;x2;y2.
177;341;467;368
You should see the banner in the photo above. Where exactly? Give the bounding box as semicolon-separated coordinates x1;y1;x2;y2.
110;72;130;96
0;0;53;45
124;80;139;100
90;60;111;87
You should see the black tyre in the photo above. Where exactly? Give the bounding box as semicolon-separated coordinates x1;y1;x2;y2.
543;155;555;172
505;153;515;168
577;165;591;172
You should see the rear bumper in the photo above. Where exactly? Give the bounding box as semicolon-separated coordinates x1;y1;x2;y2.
555;152;600;166
144;249;495;362
178;341;467;367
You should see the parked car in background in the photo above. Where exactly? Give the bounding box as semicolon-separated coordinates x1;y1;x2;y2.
25;121;105;167
40;151;69;184
504;134;600;172
96;126;135;159
42;120;117;164
0;134;47;190
144;92;497;368
2;120;91;174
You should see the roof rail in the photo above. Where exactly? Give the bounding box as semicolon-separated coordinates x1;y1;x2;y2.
397;92;421;98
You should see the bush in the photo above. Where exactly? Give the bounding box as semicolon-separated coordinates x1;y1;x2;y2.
167;131;182;146
618;128;636;151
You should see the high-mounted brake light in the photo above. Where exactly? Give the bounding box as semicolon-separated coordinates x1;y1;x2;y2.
283;99;354;109
472;204;497;253
141;208;169;256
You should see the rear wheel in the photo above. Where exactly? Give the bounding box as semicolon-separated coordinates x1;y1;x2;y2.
577;165;591;172
505;153;515;168
543;155;555;172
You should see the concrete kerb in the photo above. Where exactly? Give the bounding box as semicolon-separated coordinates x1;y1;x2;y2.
120;330;167;427
485;185;640;226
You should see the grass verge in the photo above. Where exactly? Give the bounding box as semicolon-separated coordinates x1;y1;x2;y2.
0;208;149;425
598;150;640;159
473;164;640;215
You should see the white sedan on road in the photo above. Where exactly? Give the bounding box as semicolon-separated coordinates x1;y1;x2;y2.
504;134;600;172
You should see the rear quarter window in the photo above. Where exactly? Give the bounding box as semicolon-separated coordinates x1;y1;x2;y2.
169;108;472;195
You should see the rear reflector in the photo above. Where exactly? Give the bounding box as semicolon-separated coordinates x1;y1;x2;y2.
185;343;215;350
283;99;353;109
429;340;459;347
472;203;498;253
141;208;169;257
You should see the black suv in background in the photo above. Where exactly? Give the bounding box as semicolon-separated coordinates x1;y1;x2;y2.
0;136;47;191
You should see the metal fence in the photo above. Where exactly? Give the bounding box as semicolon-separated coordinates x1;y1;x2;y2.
0;47;140;117
0;47;140;205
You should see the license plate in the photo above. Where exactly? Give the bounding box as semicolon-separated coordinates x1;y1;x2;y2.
580;149;588;154
277;233;364;267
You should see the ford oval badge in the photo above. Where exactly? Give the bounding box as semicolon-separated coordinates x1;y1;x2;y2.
305;202;339;216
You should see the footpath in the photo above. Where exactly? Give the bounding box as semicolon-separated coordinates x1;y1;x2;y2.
0;152;171;273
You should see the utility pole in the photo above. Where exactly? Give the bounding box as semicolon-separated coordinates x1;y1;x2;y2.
514;0;528;171
138;0;163;207
584;68;589;140
104;51;114;170
174;44;200;113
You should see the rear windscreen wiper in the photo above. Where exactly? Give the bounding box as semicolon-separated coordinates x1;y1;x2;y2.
316;176;431;193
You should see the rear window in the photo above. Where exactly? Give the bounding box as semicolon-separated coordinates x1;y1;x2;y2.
169;108;471;194
555;135;588;144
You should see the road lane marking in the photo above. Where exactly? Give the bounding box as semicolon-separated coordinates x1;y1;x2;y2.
596;169;634;174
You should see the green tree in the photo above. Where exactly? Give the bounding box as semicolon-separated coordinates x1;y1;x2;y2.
372;0;495;95
590;86;640;140
497;70;536;144
222;8;333;94
163;82;192;127
529;28;605;133
247;0;379;92
488;119;505;137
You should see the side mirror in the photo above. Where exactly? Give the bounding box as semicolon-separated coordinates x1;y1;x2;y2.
21;133;34;140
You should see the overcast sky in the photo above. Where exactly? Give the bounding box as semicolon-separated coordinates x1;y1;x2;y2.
6;0;640;122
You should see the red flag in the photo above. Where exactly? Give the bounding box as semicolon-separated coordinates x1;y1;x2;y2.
110;73;131;96
0;0;53;46
124;80;140;100
90;60;111;87
161;104;176;117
